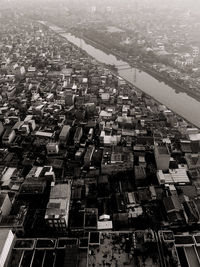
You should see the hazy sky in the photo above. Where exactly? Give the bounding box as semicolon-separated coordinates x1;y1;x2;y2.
1;0;200;13
1;0;198;6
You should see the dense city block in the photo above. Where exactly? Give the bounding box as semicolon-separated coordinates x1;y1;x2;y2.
0;3;200;267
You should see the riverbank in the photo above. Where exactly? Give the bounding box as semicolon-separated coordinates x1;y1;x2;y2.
62;33;200;128
68;34;198;128
39;21;200;128
44;22;200;102
139;65;200;102
78;33;200;103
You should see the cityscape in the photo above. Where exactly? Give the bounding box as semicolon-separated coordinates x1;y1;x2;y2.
0;1;200;267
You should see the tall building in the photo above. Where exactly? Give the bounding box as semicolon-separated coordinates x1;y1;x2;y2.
45;182;71;233
59;125;71;145
74;127;83;145
154;142;170;171
0;229;15;267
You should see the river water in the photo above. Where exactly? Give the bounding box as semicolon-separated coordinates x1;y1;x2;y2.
57;31;200;128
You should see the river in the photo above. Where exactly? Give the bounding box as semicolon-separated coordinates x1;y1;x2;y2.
44;23;200;128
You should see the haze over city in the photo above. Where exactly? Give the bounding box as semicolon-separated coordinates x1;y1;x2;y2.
0;1;200;267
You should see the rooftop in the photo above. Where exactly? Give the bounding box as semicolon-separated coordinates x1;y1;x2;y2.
50;183;71;199
88;232;159;267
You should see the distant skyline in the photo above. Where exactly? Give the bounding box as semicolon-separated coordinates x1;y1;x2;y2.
1;0;200;9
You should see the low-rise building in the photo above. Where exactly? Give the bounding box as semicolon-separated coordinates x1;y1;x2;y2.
157;168;190;185
2;129;15;145
101;146;134;175
46;143;59;155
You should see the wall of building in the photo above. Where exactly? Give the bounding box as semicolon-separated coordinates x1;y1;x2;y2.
0;230;15;267
1;195;12;217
